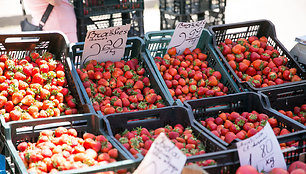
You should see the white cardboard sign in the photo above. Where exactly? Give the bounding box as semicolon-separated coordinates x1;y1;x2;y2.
81;25;131;66
167;20;206;55
133;133;187;174
236;123;286;173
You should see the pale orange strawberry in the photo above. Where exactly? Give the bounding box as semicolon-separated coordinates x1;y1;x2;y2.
28;105;39;116
14;72;26;81
40;88;50;100
0;95;7;108
10;109;21;121
18;80;29;90
21;112;33;120
12;92;23;105
21;95;35;106
34;101;44;110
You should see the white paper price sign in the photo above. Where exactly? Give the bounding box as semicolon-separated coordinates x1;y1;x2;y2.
236;123;286;173
167;20;206;55
81;24;131;66
133;133;187;174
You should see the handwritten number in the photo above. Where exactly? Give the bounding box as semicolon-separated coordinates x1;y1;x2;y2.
260;144;266;158
101;38;124;55
173;32;187;48
266;139;273;153
83;43;101;65
113;38;123;48
249;153;252;165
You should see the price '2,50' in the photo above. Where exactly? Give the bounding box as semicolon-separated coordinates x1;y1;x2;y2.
84;38;124;63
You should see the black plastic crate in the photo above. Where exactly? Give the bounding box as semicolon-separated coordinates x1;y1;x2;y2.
73;0;144;18
4;113;140;174
188;130;306;172
160;9;225;30
70;37;174;117
77;10;144;42
187;149;240;173
0;32;92;138
144;29;241;104
184;92;306;147
159;0;226;15
209;19;306;92
103;106;227;161
259;83;306;128
159;0;209;15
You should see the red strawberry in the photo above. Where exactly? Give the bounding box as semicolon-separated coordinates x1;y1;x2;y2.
32;73;44;84
272;57;284;66
142;77;150;86
145;93;157;104
113;99;122;107
126;60;137;70
224;132;237;144
133;81;144;90
144;140;153;150
168;131;179;139
104;107;115;115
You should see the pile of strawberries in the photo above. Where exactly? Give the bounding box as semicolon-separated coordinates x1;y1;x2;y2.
154;47;229;102
200;111;294;144
76;59;166;115
236;161;306;174
115;124;216;167
218;36;302;88
0;52;78;122
17;127;126;173
278;104;306;126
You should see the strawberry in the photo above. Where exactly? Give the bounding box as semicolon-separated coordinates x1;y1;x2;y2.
133;81;144;90
13;72;26;81
12;92;23;105
32;73;44;84
104;107;115;115
145;93;157;104
168;131;179;139
40;88;50;100
21;95;35;106
10;109;22;121
272;57;284;66
126;60;136;70
67;99;76;108
113;99;122;107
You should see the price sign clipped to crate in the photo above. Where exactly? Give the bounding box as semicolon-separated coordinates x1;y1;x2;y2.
167;20;206;55
236;123;286;173
81;24;131;66
134;133;186;174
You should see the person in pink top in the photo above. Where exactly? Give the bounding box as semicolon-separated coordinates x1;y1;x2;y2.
23;0;78;43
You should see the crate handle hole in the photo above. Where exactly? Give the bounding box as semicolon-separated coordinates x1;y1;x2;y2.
5;37;40;43
225;27;248;35
127;116;159;123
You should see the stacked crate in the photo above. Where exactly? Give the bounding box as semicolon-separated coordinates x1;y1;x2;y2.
73;0;145;41
159;0;226;30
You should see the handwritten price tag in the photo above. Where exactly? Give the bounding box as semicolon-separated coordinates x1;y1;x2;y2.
167;20;206;55
81;25;131;66
236;123;286;173
133;133;186;174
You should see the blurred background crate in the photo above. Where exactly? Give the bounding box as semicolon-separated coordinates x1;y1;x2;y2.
76;10;144;41
159;0;226;30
